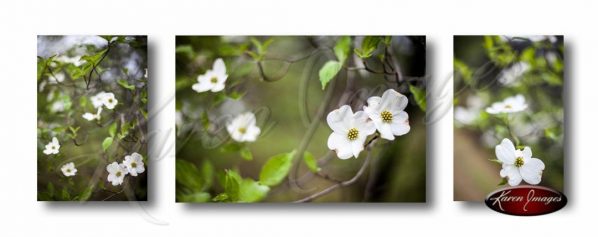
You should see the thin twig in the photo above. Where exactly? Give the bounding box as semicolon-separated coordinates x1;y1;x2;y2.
293;147;374;203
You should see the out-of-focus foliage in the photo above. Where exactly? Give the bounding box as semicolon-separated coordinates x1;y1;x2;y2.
454;36;564;201
176;36;427;202
37;36;148;201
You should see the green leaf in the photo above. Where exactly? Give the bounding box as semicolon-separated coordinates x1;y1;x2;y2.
175;45;195;59
498;177;508;186
178;192;211;203
220;142;243;153
454;59;473;84
176;160;204;191
102;137;113;151
488;159;502;164
81;48;108;65
224;169;242;201
61;187;70;200
333;36;352;63
78;185;94;201
117;79;135;90
319;61;342;90
355;36;381;58
46;182;55;198
259;150;296;186
240;146;253;161
409;85;426;112
212;193;229;202
238;179;269;203
108;122;117;138
303;151;320;173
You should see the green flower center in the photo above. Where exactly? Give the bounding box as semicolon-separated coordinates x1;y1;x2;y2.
505;104;512;109
131;162;137;168
515;157;525;168
381;110;393;123
51;146;56;149
210;76;218;84
238;127;247;134
116;171;122;177
66;169;71;173
347;128;359;141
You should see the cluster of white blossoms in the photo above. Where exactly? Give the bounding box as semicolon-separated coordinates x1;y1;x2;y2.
60;162;77;177
106;152;145;186
192;58;228;93
226;112;261;142
43;137;60;155
83;91;118;121
495;138;545;186
485;94;527;114
327;89;410;159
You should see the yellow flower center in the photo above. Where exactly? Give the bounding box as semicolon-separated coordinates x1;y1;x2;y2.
515;157;525;168
505;104;512;109
347;128;359;141
238;127;247;134
131;162;137;168
108;98;114;103
381;110;393;123
210;76;218;84
116;171;122;177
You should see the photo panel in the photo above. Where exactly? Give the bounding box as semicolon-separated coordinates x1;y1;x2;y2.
453;35;564;201
37;35;148;201
176;36;426;203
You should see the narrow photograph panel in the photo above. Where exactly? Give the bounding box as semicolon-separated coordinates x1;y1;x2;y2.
454;36;564;201
37;35;148;201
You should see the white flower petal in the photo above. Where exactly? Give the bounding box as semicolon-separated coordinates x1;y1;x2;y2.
192;80;212;93
507;171;523;186
521;147;532;159
351;141;364;158
210;82;225;92
377;122;395;140
82;112;96;121
495;138;516;164
326;105;353;133
212;58;227;75
327;133;352;159
380;89;408;112
520;158;545;185
390;117;410;136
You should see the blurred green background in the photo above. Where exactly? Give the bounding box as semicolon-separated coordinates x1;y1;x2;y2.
37;36;148;201
176;36;427;203
453;36;564;201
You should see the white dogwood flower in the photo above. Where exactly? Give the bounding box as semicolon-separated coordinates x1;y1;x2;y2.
226;112;261;142
48;72;65;84
363;89;410;140
495;138;545;186
192;58;228;93
486;94;527;114
43;137;60;155
82;107;103;121
61;162;77;177
91;91;107;108
90;91;117;109
106;162;128;186
123;152;145;176
102;92;118;109
327;105;376;159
